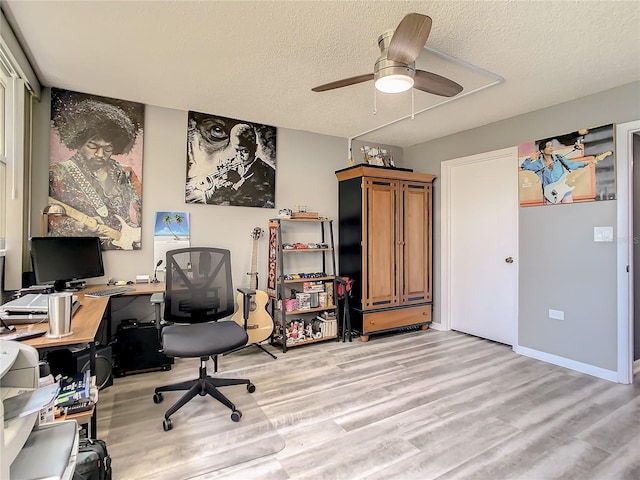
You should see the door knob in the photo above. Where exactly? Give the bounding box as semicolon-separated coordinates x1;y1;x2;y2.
505;257;514;263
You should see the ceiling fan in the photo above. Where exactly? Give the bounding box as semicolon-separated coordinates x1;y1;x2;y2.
311;13;463;97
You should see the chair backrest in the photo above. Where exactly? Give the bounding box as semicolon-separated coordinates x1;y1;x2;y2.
164;247;235;324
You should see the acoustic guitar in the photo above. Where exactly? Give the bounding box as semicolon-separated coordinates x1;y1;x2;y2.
47;197;141;250
231;227;274;344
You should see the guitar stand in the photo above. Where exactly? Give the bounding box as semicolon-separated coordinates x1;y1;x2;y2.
223;287;277;359
337;277;353;342
224;342;277;359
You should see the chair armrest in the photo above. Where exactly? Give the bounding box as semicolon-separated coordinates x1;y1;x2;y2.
150;293;165;335
150;292;165;304
236;288;256;331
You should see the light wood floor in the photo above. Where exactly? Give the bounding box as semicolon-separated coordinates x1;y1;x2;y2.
97;328;640;479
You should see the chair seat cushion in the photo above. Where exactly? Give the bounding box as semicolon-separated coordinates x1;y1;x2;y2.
162;320;249;357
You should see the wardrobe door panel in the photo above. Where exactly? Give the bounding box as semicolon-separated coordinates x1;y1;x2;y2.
364;178;398;310
401;181;431;304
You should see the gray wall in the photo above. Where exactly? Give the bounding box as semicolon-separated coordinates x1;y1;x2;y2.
30;88;348;290
403;81;640;371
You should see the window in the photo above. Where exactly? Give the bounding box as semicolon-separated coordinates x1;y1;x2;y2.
0;9;39;291
0;65;6;252
0;49;28;290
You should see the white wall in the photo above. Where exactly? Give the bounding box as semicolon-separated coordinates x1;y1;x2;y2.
30;88;348;290
404;81;640;373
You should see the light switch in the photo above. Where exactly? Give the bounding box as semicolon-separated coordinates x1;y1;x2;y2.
594;226;614;242
549;309;564;320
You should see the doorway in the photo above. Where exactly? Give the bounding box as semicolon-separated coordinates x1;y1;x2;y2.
632;132;639;361
616;120;639;384
441;147;519;346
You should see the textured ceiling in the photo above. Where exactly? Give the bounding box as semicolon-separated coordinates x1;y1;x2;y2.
2;0;639;148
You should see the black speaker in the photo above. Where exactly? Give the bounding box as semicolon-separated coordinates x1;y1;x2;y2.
46;345;113;390
113;322;173;377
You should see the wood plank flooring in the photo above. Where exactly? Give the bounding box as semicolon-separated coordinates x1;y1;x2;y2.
96;328;640;479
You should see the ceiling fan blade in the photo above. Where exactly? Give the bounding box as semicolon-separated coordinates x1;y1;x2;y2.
414;70;463;97
311;74;374;92
387;13;432;64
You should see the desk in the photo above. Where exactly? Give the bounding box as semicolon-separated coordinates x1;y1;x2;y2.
11;282;165;435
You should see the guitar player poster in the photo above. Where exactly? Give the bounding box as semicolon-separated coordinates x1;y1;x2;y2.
185;111;277;208
518;123;615;207
48;88;145;250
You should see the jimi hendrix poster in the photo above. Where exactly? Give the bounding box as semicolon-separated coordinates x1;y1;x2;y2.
48;88;145;250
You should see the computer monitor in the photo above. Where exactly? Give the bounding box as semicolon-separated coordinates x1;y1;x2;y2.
29;236;105;291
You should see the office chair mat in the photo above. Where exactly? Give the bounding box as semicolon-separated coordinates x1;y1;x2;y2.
96;360;285;479
162;321;249;357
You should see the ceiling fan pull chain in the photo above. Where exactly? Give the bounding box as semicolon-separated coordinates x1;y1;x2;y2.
411;88;415;120
373;88;377;115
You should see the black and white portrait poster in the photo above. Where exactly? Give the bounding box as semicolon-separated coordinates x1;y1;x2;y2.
49;88;145;250
186;111;277;208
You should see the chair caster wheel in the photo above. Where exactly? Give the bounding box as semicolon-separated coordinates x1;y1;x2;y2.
163;418;172;431
247;383;256;393
153;392;163;404
231;410;242;422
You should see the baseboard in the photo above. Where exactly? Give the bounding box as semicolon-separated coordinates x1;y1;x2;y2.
514;345;619;383
429;321;446;331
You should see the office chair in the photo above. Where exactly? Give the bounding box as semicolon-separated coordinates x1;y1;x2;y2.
151;247;256;432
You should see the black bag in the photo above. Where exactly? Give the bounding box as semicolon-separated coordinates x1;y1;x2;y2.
73;438;112;480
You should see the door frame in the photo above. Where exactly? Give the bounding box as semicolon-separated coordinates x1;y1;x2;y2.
616;120;639;384
440;146;519;348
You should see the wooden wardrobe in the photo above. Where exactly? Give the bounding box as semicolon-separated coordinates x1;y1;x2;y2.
336;165;434;341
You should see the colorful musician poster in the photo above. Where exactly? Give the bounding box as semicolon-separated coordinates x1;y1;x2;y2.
518;124;614;206
186;111;277;208
48;88;145;250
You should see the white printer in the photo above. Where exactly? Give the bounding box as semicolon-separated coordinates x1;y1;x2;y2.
1;340;79;479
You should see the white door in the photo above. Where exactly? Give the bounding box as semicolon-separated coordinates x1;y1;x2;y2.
441;147;518;345
615;120;639;384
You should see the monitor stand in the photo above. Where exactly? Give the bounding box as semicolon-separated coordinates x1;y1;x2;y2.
67;281;86;291
52;280;85;291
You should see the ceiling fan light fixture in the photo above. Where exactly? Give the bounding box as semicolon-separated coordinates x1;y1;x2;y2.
374;59;415;94
375;74;414;93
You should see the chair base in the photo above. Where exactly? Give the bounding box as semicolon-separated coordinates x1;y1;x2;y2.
153;357;254;429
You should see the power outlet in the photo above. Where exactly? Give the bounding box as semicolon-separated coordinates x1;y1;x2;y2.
549;309;564;320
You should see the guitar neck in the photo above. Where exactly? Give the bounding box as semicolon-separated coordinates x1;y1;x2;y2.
48;197;120;240
250;239;259;290
563;151;613;184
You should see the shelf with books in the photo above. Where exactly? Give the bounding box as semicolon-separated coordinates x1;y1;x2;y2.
272;311;338;347
276;304;337;316
283;275;334;283
267;217;339;352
